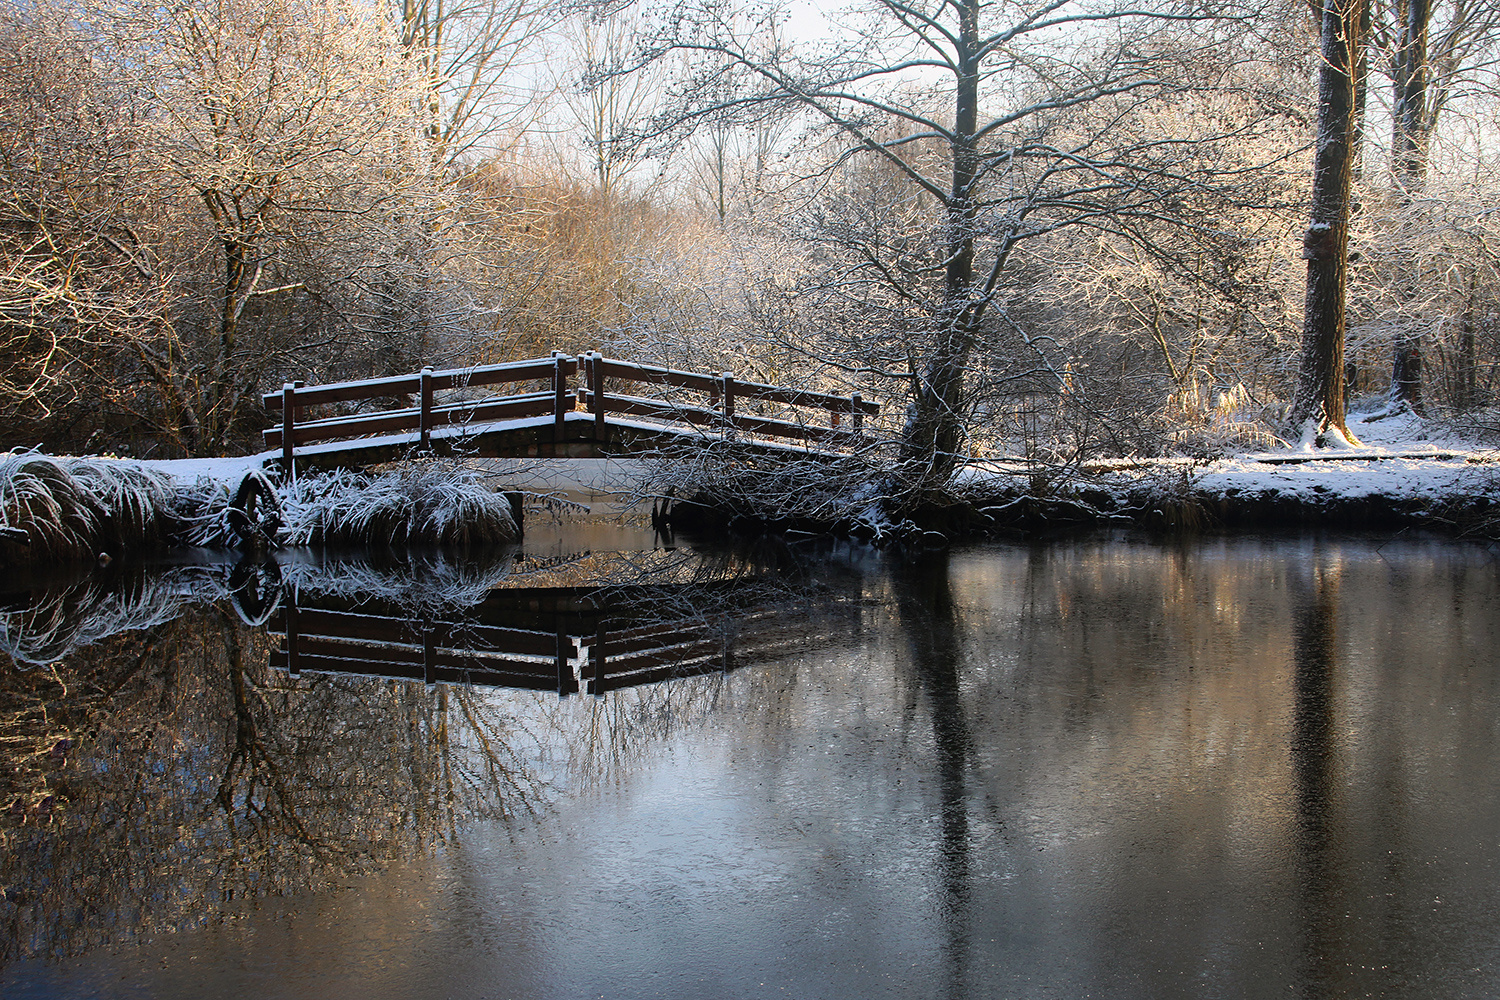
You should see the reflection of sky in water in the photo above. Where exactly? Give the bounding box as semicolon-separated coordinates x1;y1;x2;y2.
4;536;1500;999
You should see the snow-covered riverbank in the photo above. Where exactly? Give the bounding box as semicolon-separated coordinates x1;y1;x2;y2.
952;407;1498;538
6;407;1498;562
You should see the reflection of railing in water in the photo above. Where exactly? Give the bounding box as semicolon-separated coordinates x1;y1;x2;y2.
583;609;808;693
2;550;864;693
271;606;577;693
269;587;828;696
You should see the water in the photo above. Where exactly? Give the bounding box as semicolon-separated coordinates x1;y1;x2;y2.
2;532;1498;998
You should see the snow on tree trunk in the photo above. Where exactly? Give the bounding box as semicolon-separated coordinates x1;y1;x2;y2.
1290;0;1365;447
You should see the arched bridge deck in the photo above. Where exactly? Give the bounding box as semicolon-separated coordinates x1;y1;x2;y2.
263;353;881;472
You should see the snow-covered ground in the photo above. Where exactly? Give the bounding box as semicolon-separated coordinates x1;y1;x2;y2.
1192;406;1495;505
954;405;1498;521
54;405;1500;514
116;453;652;502
126;452;276;486
14;405;1497;540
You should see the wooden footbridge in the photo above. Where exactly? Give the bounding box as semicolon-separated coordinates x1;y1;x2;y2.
264;352;881;472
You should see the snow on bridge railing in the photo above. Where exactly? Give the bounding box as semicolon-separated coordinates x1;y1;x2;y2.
262;352;879;467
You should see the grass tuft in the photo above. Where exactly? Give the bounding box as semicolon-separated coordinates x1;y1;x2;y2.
281;464;518;548
0;452;175;564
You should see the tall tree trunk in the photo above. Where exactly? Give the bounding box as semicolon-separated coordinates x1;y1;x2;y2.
1457;279;1478;410
1290;0;1365;444
207;233;250;457
1392;0;1430;189
1389;0;1429;415
1350;0;1370;181
900;0;978;493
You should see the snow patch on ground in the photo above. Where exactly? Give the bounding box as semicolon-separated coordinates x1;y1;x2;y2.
16;404;1499;532
118;452;275;486
1201;406;1494;503
1196;454;1484;503
959;406;1498;509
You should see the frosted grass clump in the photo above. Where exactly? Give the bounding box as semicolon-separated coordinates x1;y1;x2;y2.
1;452;176;563
281;465;517;548
162;475;241;548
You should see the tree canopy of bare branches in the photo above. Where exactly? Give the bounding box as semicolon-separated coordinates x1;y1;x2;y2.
599;0;1306;497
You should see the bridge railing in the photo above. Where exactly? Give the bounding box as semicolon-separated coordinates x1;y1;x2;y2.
262;355;577;469
261;352;879;466
577;352;880;447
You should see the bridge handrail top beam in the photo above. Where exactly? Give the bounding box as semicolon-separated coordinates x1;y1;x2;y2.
730;380;880;414
269;389;555;428
263;356;576;410
593;356;878;414
262;391;557;445
580;390;869;443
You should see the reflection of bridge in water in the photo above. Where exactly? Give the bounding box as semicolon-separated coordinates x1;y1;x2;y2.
270;583;842;696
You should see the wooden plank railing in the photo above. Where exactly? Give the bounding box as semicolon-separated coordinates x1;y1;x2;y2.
263;354;578;468
270;606;576;693
262;351;879;466
576;352;879;446
582;608;810;694
269;601;823;697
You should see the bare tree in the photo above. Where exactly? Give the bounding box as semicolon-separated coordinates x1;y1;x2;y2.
87;0;439;455
682;115;789;222
397;0;561;168
1374;0;1500;412
562;7;668;200
605;0;1300;499
0;5;181;450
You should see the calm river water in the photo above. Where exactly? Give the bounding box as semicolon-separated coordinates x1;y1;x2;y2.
2;529;1498;999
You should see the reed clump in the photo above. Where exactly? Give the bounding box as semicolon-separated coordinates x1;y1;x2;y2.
280;465;518;548
0;453;176;566
3;454;518;565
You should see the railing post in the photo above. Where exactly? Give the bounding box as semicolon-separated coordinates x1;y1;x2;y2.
556;627;573;696
285;596;300;677
589;624;607;697
281;382;297;480
591;351;606;439
422;623;436;689
552;353;568;431
852;392;864;435
721;373;736;437
419;366;434;451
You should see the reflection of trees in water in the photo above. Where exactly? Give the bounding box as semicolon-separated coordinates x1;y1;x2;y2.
1288;553;1343;1000
0;538;871;966
893;552;974;1000
0;586;548;968
939;538;1499;995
